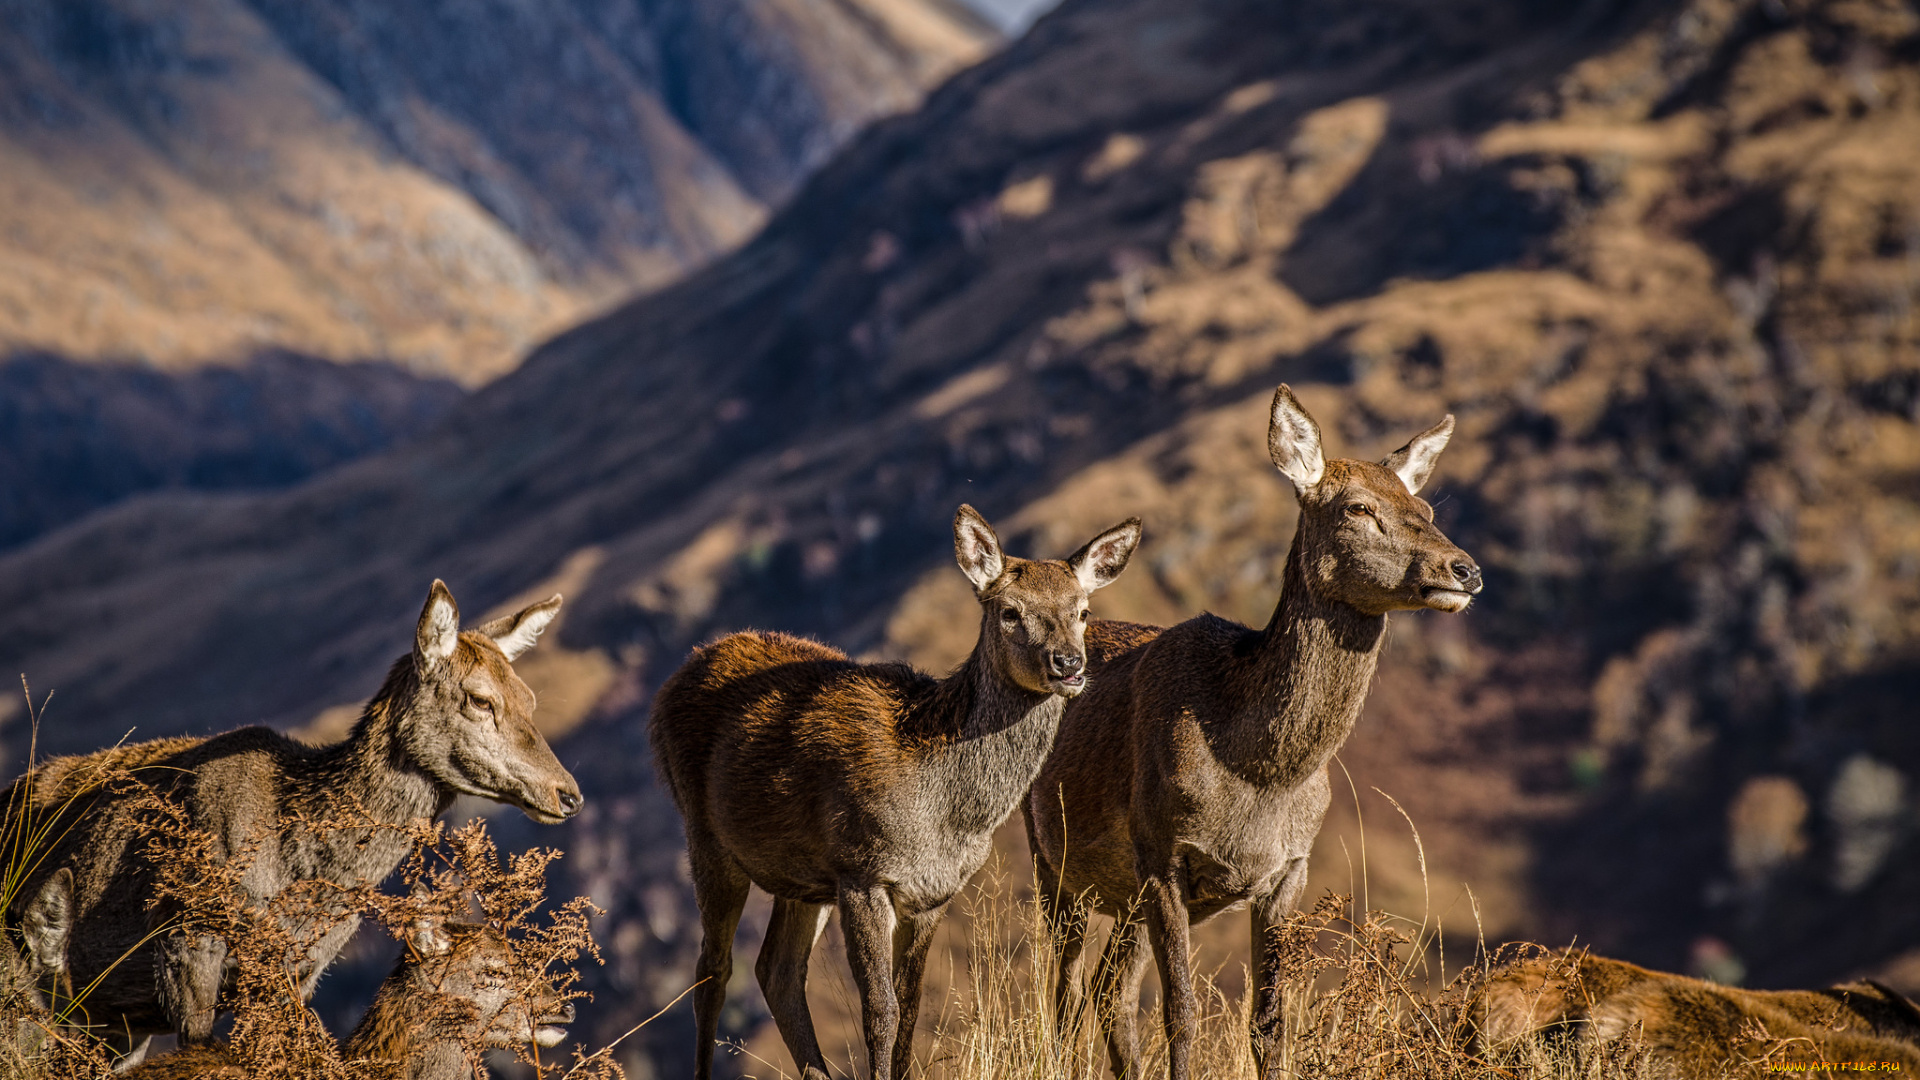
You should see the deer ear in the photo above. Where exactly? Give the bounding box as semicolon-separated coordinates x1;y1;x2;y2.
952;505;1005;594
1268;385;1325;491
415;580;461;669
476;594;562;662
1068;518;1142;593
21;868;72;976
1380;414;1454;494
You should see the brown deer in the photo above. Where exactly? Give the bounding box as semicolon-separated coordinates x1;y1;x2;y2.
1473;949;1920;1073
651;505;1141;1080
122;913;576;1079
0;580;582;1062
1025;385;1481;1080
0;868;75;1059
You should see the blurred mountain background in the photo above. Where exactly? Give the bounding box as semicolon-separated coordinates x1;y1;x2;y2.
3;0;1919;1076
0;0;996;545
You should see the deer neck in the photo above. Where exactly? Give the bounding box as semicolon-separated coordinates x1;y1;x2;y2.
342;981;467;1078
1227;538;1389;787
907;626;1063;836
299;666;451;871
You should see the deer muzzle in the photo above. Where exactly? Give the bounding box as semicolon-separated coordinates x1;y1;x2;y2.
533;1000;574;1047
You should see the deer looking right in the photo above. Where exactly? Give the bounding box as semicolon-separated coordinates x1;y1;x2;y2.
652;504;1141;1080
122;912;575;1079
1025;385;1482;1080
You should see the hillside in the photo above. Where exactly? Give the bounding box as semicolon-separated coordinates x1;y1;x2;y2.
0;0;995;381
3;0;1918;1075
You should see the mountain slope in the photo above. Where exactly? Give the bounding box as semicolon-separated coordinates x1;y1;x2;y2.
3;0;1918;1074
0;0;995;381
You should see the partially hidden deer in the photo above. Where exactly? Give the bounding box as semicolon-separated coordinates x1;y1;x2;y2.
1024;385;1482;1080
1473;948;1920;1073
122;912;576;1080
1;580;582;1062
0;868;76;1059
651;505;1141;1080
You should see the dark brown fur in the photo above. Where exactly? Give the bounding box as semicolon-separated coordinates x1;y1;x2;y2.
651;505;1140;1080
1025;386;1481;1080
1473;949;1920;1074
1;581;580;1057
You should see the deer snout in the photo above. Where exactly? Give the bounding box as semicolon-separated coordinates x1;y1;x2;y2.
533;999;573;1047
1450;558;1483;593
1046;651;1087;693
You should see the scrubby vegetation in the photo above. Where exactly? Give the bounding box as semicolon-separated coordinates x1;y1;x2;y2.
0;709;626;1079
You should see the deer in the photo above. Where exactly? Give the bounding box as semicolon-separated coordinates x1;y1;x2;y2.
650;504;1142;1080
1024;385;1482;1080
121;912;576;1079
1472;948;1920;1073
0;868;76;1059
0;580;582;1065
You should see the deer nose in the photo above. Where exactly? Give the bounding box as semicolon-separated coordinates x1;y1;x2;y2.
1048;652;1084;678
556;788;581;816
1450;559;1483;592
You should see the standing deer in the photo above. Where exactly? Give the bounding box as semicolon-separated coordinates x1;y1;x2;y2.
651;505;1141;1080
122;912;576;1079
1472;948;1920;1073
1025;385;1482;1080
0;580;582;1062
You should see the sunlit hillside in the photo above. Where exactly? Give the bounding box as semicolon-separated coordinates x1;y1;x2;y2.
0;0;1915;1075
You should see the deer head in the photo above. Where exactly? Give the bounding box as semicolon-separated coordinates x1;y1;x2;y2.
397;917;575;1053
406;581;583;824
1267;385;1482;616
953;505;1141;697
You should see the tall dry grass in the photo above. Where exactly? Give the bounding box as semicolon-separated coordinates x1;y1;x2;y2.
893;874;1657;1080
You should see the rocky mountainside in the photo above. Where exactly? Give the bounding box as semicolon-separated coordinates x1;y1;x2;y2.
3;0;1918;1075
0;0;994;380
0;0;994;548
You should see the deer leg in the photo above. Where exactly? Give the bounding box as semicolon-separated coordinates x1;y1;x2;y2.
1030;830;1090;1038
839;883;901;1080
890;901;948;1079
1142;871;1196;1080
157;931;227;1043
756;898;832;1080
687;833;751;1080
1249;857;1309;1079
1091;913;1150;1080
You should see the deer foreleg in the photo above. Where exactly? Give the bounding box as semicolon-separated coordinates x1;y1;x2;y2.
1091;913;1151;1079
1250;857;1310;1079
840;884;901;1080
1028;809;1090;1037
890;901;948;1079
757;899;832;1080
1142;869;1196;1080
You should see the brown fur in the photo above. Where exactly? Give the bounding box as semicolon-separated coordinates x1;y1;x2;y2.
651;505;1140;1080
0;581;580;1057
1473;949;1920;1074
123;918;574;1080
1025;386;1481;1080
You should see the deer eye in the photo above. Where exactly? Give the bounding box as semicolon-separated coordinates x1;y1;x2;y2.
1345;503;1372;518
1080;609;1090;622
1000;607;1022;626
466;692;494;716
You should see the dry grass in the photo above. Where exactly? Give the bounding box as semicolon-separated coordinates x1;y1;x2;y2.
0;694;634;1079
890;876;1659;1080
